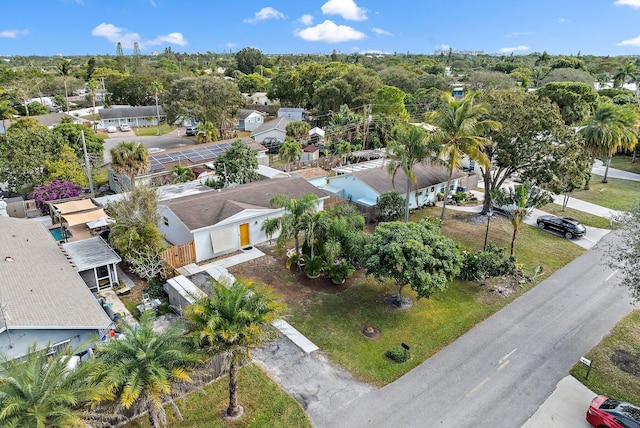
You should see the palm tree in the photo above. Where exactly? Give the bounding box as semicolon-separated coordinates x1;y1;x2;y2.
0;343;101;427
491;182;553;258
150;80;164;135
579;104;638;183
110;141;150;190
185;278;281;419
0;100;17;142
613;61;637;89
57;59;72;113
170;164;195;183
92;312;201;428
278;138;302;172
386;125;435;222
196;121;219;143
285;120;310;142
265;193;319;254
87;79;99;131
427;92;500;222
333;140;354;166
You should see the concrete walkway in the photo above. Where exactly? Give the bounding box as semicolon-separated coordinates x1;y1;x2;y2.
522;376;594;428
592;158;640;181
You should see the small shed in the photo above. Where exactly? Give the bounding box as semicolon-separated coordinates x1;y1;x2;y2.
61;237;122;292
302;145;320;162
278;107;305;121
309;127;325;145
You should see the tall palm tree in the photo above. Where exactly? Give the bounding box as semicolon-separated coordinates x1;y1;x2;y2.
278;138;303;172
150;80;164;135
333;140;354;166
92;312;201;428
185;278;281;419
196;121;219;143
0;100;17;142
386;125;435;222
265;192;319;254
579;104;638;183
0;343;101;428
427;92;500;222
58;59;72;113
613;61;637;89
87;79;99;131
110;141;150;190
491;182;553;258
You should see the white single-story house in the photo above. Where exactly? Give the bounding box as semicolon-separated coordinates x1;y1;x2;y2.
251;116;292;144
277;107;305;121
158;177;328;262
0;217;112;360
100;106;166;129
108;137;268;192
320;159;467;209
236;109;265;132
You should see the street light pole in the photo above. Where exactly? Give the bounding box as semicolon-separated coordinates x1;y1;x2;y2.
483;210;493;251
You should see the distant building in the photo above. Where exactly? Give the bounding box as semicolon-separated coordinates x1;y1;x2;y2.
99;106;166;129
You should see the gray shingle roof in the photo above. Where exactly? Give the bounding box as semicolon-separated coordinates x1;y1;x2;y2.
162;177;329;230
100;106;165;120
353;163;467;194
0;217;111;330
61;237;121;272
251;116;292;136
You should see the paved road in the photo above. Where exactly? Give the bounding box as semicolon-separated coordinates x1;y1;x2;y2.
324;231;635;428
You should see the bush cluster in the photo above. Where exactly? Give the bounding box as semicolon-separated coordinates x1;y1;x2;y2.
386;346;411;363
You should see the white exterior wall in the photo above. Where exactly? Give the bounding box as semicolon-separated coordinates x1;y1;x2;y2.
252;128;286;144
244;113;264;131
158;206;193;245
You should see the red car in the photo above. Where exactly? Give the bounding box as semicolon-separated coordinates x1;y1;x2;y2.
587;395;640;428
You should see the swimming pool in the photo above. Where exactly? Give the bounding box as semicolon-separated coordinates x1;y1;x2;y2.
49;227;69;242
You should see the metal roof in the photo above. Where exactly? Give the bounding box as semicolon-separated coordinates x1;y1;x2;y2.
61;236;121;272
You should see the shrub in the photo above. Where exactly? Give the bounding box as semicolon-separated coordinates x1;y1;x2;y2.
31;180;82;213
145;277;167;299
376;190;404;222
386;347;411;363
453;191;467;202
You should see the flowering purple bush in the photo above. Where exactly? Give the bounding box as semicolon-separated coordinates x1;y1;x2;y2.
31;180;82;213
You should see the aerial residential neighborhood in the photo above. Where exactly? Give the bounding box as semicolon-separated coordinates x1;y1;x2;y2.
1;1;640;427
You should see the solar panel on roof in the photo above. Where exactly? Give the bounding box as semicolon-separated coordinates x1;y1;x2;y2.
149;162;165;172
153;155;172;163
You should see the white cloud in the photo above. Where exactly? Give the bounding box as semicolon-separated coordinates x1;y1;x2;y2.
295;20;366;43
149;0;156;6
614;0;640;8
91;23;187;49
0;29;29;38
498;45;529;53
227;42;236;49
372;27;392;36
437;44;450;50
321;0;367;21
558;18;570;23
617;35;640;46
244;7;287;23
299;14;314;26
506;31;533;37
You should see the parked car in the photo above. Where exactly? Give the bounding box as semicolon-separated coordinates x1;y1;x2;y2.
537;215;586;239
119;124;131;132
587;395;640;428
185;126;198;136
106;126;117;133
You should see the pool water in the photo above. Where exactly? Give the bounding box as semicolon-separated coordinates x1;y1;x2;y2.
49;227;69;241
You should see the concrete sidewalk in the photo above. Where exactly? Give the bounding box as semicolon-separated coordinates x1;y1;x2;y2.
522;376;594;428
592;159;640;181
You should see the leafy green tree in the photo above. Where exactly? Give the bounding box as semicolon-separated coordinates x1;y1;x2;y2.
45;144;89;186
164;76;244;130
365;219;461;307
427;92;499;221
93;312;201;428
108;186;164;258
14;101;48;116
468;71;516;92
579;103;638;183
285;120;310;142
51;122;104;166
378;66;420;94
372;85;410;121
265;193;319;254
537;82;599;125
278;138;303;172
376;190;405;222
332;140;355;166
491;182;553;258
0;343;101;428
185;278;281;418
606;203;640;300
613;61;638;89
235;47;267;74
170;164;195;184
540;68;595;86
213;139;259;185
108;75;156;106
196;121;220;143
326;104;362;145
236;73;269;93
478;89;567;214
110;141;149;190
0;100;17;141
386;125;436;222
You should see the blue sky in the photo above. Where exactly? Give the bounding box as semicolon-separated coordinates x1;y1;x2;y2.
2;0;640;57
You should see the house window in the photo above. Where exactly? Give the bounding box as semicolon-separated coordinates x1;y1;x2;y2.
450;184;455;191
163;216;169;226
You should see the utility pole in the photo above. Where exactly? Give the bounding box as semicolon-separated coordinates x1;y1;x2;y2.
81;129;95;197
362;104;370;150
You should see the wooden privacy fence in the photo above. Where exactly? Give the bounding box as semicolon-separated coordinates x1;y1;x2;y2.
160;241;196;270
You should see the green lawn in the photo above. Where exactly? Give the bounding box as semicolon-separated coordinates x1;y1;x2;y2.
540;203;615;229
124;364;311;428
570;175;640;211
609;155;640;175
290;208;585;386
134;124;177;136
570;310;640;406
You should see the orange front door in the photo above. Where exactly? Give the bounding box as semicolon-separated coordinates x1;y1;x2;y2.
239;223;250;247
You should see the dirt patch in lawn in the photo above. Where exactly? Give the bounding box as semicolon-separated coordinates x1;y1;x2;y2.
227;244;354;308
610;349;640;376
